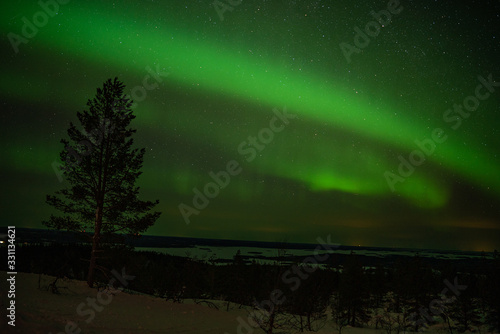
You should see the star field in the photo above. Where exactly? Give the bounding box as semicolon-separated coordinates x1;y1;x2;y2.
1;0;499;250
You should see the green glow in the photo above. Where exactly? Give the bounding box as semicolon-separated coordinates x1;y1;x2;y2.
10;2;495;201
1;0;498;250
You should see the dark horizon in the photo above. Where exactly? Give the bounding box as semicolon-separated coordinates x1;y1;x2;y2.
3;227;496;254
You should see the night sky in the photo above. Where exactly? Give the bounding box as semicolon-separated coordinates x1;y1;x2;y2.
1;0;499;251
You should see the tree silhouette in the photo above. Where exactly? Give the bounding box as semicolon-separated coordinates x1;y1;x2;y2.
448;285;481;333
44;78;161;287
331;290;350;334
287;268;331;332
336;252;370;327
484;250;500;332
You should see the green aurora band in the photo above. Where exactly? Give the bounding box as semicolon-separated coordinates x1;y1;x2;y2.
1;0;498;250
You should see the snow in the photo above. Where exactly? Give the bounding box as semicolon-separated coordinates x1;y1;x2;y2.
0;271;492;334
1;271;242;333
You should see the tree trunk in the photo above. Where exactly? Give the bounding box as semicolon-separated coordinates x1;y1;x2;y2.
267;310;275;334
87;204;103;287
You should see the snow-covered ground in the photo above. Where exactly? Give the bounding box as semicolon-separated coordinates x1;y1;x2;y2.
136;245;325;265
135;244;488;265
1;271;247;333
3;271;490;334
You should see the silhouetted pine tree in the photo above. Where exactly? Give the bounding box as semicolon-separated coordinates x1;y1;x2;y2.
287;268;331;332
331;290;350;334
220;250;251;308
448;289;481;332
369;263;388;309
44;78;161;287
484;250;500;332
337;252;370;327
393;255;435;332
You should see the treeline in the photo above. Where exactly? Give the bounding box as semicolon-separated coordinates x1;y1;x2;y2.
6;243;499;333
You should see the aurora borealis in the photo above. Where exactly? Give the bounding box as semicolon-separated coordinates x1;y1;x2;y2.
1;0;499;251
